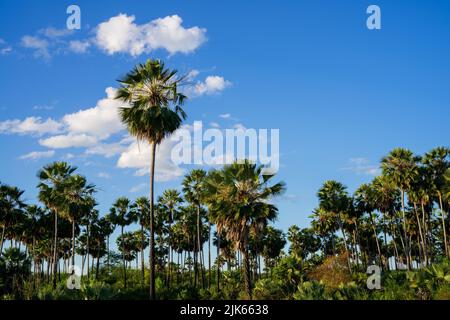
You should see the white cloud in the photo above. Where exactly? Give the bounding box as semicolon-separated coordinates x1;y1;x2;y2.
95;14;206;56
69;40;91;53
62;87;125;139
117;139;184;182
194;76;231;96
97;172;111;179
342;158;381;176
21;35;50;59
86;141;127;158
0;117;62;135
39;134;98;149
39;27;73;38
209;122;220;128
19;150;55;160
129;183;147;193
219;113;231;119
0;39;12;55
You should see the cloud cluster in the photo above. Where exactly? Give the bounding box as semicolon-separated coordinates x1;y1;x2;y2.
194;76;232;96
342;158;381;176
19;150;55;160
95;14;206;56
0;117;62;135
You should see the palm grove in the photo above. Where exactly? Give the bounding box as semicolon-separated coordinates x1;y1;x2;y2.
1;59;450;300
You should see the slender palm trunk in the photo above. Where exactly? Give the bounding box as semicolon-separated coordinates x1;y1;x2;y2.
337;212;351;272
140;225;145;286
0;225;5;257
52;210;58;289
208;221;211;289
121;225;127;288
242;247;252;299
86;224;90;279
413;203;426;265
400;190;411;270
216;232;220;292
438;192;449;258
71;220;76;267
196;205;205;289
369;214;382;266
149;141;157;300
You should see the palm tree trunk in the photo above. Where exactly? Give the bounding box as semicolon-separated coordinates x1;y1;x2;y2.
242;248;252;299
438;192;449;258
400;190;411;270
87;224;90;279
0;225;5;257
71;220;76;267
149;141;157;300
197;205;205;289
140;225;145;287
337;212;352;272
52;210;58;289
121;225;126;288
208;221;211;289
216;232;220;292
369;214;382;266
413;203;426;266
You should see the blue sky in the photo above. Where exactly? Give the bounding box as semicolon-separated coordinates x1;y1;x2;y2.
1;0;450;246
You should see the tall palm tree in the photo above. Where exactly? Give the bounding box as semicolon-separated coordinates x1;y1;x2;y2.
0;184;26;257
116;59;187;299
204;160;285;298
354;183;383;266
317;180;352;270
381;148;419;269
110;197;132;288
182;169;207;288
422;147;450;258
62;174;96;267
371;176;402;268
158;189;183;288
37;161;77;288
132;196;151;285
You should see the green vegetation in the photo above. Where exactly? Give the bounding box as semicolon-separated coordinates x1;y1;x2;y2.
0;59;449;300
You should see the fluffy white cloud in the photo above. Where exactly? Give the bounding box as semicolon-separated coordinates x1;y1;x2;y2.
342;158;380;176
97;172;111;179
95;14;206;56
86;142;128;158
39;134;98;149
0;39;12;55
219;113;231;119
117;139;184;182
21;35;50;59
194;76;231;96
19;150;55;160
69;40;91;53
129;183;147;193
0;117;62;135
62;87;125;139
39;27;72;38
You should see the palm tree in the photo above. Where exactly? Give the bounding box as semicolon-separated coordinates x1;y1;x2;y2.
0;184;26;257
116;59;187;299
422;147;450;258
37;161;77;288
110;197;132;288
158;189;183;288
354;183;383;266
182;169;207;288
371;176;402;268
317;180;352;271
381;148;419;269
204;160;285;298
131;196;151;285
62;174;96;267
